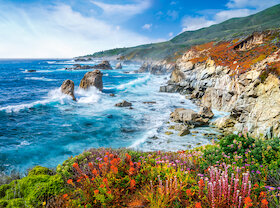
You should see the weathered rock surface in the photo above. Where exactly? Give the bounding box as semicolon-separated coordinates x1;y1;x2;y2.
79;70;103;91
115;63;122;69
61;79;76;101
27;70;36;73
93;61;112;70
178;127;190;136
115;100;132;107
162;42;280;137
135;61;175;75
170;108;210;127
199;106;214;119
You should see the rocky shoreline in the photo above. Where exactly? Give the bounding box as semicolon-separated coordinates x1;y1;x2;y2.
159;32;280;138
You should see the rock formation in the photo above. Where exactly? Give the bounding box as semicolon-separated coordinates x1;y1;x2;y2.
115;100;132;107
79;70;103;91
93;60;112;70
162;31;280;137
66;61;112;71
135;61;175;75
61;79;76;101
115;63;122;69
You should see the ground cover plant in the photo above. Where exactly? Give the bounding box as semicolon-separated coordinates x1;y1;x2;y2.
0;133;280;207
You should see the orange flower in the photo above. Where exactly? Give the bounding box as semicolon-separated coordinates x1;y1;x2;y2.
77;179;81;183
109;154;114;159
91;177;95;181
261;199;268;206
195;202;202;208
244;197;253;207
99;164;103;169
88;162;94;171
103;178;108;184
125;153;131;162
106;152;109;155
100;184;104;188
94;190;99;195
137;162;141;167
72;163;79;168
110;165;118;174
107;190;112;194
254;183;259;188
130;161;134;167
130;179;136;189
63;194;68;199
104;157;108;162
67;179;73;184
198;179;204;187
92;169;98;176
186;189;192;196
260;191;266;198
129;167;135;175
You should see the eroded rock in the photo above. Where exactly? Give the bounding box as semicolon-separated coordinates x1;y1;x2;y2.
61;79;76;101
79;70;103;91
115;100;132;107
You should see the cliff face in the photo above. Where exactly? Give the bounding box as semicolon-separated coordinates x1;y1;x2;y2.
161;31;280;137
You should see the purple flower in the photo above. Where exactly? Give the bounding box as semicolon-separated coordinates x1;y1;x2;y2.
265;186;276;191
251;170;255;173
256;170;261;174
245;164;250;167
260;165;263;168
233;162;236;164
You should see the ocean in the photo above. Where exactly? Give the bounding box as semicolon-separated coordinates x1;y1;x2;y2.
0;59;223;173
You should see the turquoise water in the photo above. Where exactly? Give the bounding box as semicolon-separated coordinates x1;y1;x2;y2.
0;59;221;173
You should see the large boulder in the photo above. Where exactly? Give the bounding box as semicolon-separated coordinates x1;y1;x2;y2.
93;60;112;70
115;100;132;107
199;106;214;119
170;108;209;127
79;70;103;91
61;79;76;101
115;63;122;69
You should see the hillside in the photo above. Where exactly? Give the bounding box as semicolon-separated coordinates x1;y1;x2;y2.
84;4;280;61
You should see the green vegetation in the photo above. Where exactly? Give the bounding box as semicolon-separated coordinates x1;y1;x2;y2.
1;134;280;207
85;4;280;61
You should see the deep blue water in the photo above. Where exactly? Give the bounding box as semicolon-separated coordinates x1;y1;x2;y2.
0;59;223;173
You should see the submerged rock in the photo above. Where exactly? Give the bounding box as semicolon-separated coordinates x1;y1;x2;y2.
115;100;132;107
178;127;190;136
79;70;103;91
61;79;76;101
27;70;36;73
115;63;122;69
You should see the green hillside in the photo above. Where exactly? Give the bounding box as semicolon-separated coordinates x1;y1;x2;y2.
85;4;280;61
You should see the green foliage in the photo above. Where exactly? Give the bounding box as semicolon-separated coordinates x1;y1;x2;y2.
27;166;53;176
0;173;65;207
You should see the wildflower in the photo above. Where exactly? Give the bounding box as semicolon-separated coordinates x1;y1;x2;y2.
88;162;94;170
63;194;68;199
109;154;114;159
256;170;261;174
92;169;98;176
107;190;112;194
244;197;253;207
103;178;108;184
106;152;109;155
260;191;266;198
254;184;259;188
100;184;104;188
130;179;136;189
129;167;135;175
67;179;73;185
104;157;108;162
195;202;202;208
94;190;99;195
77;179;81;183
110;165;118;174
186;189;192;196
126;153;131;162
261;199;268;206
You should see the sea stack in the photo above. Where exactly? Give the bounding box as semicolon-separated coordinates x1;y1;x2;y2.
79;70;103;91
61;79;76;101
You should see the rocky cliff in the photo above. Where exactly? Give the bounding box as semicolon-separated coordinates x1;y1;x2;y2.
161;30;280;137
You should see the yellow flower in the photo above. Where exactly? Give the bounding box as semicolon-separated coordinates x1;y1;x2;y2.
42;202;46;206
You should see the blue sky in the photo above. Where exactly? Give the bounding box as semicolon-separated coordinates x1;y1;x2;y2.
0;0;279;58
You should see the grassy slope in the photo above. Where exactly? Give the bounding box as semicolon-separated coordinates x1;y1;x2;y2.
86;4;280;61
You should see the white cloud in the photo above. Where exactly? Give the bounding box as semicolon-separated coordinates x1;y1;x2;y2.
91;0;151;18
182;16;216;31
142;23;152;30
0;3;155;58
181;0;280;32
227;0;280;9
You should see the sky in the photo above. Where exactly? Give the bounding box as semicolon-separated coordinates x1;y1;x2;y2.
0;0;279;58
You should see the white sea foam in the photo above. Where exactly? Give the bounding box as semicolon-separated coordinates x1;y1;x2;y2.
76;87;102;104
25;77;57;82
47;61;56;64
117;75;150;90
0;88;72;113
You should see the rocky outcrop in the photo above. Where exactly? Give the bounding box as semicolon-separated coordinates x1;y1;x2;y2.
74;58;93;62
115;63;122;69
135;61;175;75
162;43;280;137
61;80;76;101
93;61;112;70
170;108;210;127
79;70;103;91
115;100;132;107
66;61;112;71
